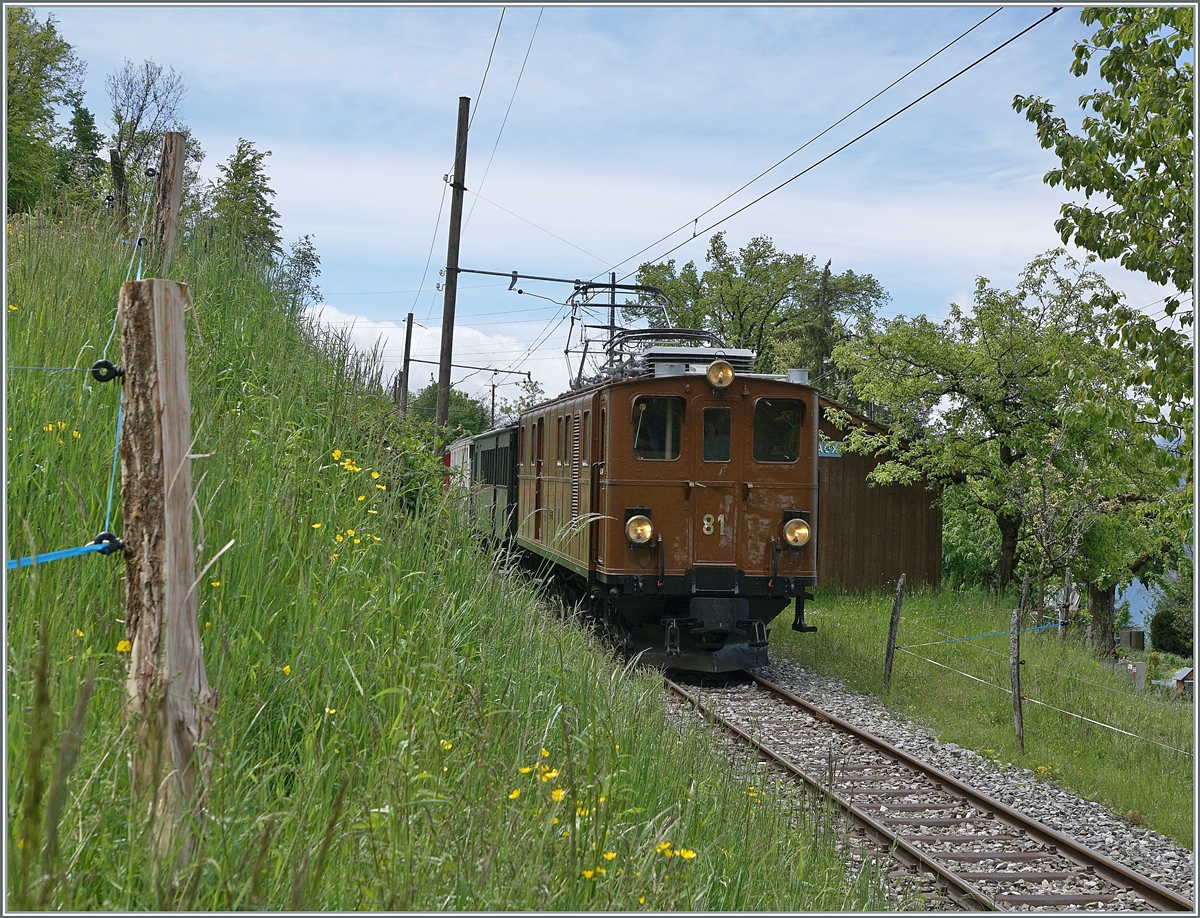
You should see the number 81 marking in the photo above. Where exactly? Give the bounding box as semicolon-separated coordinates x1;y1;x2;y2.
702;513;726;536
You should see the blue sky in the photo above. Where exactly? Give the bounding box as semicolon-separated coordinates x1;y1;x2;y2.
43;4;1186;403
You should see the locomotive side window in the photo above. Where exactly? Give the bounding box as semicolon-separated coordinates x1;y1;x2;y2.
702;408;731;462
753;398;804;462
632;396;684;460
582;410;590;464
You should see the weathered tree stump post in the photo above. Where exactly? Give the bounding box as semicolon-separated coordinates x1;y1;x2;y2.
1011;573;1029;754
152;132;186;274
119;278;213;861
882;573;906;691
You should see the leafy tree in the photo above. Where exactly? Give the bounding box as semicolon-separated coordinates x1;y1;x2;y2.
408;378;489;441
830;250;1157;593
496;377;545;425
273;234;322;314
940;485;1001;590
1013;7;1194;459
54;94;106;198
211;139;282;257
1148;562;1194;657
6;8;84;212
626;232;888;380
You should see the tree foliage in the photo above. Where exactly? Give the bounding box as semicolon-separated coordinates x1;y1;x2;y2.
831;250;1174;596
6;8;84;212
1013;7;1194;457
105;58;187;176
626;232;888;384
211;139;283;258
408;379;489;441
1148;562;1194;657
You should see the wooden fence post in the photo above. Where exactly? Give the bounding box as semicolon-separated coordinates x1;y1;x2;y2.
1011;573;1029;754
882;573;906;691
152;132;187;274
109;148;130;231
119;278;214;861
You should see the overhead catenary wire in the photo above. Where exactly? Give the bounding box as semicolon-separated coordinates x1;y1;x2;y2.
469;8;506;132
464;8;544;232
594;6;1004;283
610;6;1063;284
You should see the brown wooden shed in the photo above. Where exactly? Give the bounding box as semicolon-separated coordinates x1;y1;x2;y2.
816;397;941;590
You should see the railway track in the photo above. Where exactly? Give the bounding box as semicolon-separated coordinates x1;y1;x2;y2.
665;672;1195;912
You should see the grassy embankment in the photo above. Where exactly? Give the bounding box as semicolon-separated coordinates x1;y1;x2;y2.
6;206;884;910
775;588;1194;848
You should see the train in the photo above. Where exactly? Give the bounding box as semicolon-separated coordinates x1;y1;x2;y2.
446;323;821;673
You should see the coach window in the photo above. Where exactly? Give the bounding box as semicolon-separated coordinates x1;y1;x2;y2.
753;399;804;463
518;425;525;467
633;396;684;460
582;411;590;464
703;407;731;462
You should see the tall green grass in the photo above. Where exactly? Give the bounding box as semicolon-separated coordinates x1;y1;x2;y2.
775;588;1194;848
6;205;882;910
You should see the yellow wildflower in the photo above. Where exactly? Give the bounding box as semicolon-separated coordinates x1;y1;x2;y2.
519;766;532;774
367;509;378;514
205;621;211;628
312;522;322;529
376;484;386;490
596;867;606;876
371;471;380;479
346;529;355;536
353;538;361;544
75;629;83;637
551;816;559;824
283;665;291;675
655;841;672;856
677;848;696;860
541;748;550;758
116;639;131;653
357;495;365;502
639;897;645;905
440;739;453;750
508;789;520;800
332;450;342;460
550;787;565;801
325;707;336;715
335;533;344;543
72;430;80;438
603;851;616;860
576;806;589;817
57;421;66;430
539;768;559;782
17;838;24;849
7;304;15;312
210;580;221;587
582;869;594;879
372;535;381;542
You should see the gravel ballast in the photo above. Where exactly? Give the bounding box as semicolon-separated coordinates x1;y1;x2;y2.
752;657;1195;905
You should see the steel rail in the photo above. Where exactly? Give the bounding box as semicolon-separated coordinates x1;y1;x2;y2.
747;673;1195;913
663;676;997;910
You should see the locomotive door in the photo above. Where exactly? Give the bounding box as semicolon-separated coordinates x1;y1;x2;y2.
534;417;544;541
690;398;742;568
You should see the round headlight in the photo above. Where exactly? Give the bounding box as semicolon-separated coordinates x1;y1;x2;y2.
625;515;654;545
706;359;734;389
784;518;811;548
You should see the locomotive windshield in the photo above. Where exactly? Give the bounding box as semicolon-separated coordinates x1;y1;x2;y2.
633;396;684;460
753;399;804;462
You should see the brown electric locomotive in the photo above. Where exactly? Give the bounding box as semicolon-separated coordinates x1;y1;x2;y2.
453;328;820;672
